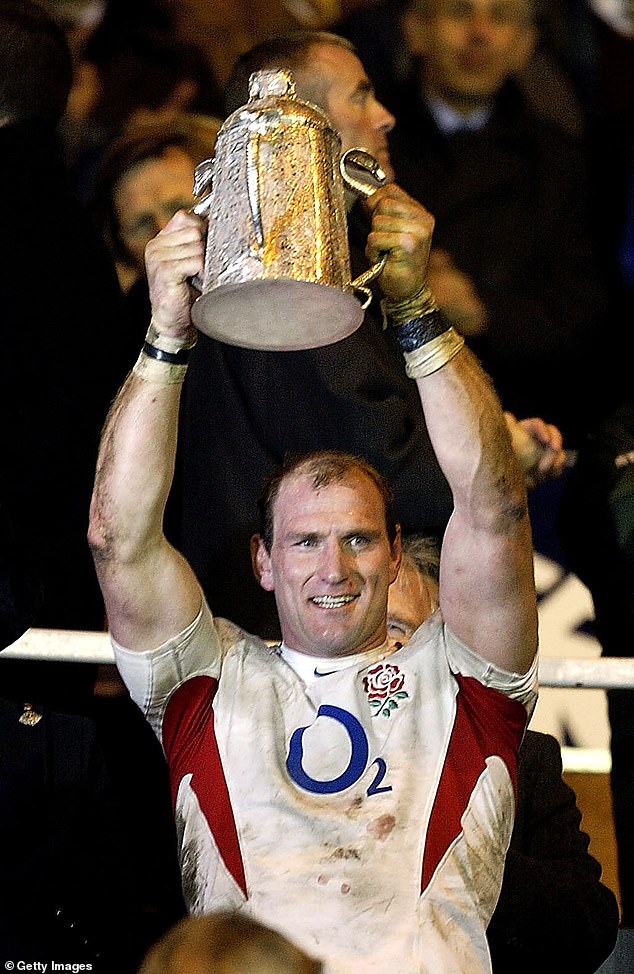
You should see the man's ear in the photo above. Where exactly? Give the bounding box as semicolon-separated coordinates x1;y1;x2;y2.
251;534;275;592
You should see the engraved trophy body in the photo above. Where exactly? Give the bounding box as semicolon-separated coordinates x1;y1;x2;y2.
191;69;386;351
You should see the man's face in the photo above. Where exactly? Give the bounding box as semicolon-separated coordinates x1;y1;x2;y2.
114;146;196;274
296;43;396;181
256;469;401;657
406;0;535;109
387;560;438;643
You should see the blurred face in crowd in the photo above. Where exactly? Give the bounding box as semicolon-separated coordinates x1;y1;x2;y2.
295;42;396;182
113;145;196;274
404;0;535;111
387;558;439;643
255;468;401;658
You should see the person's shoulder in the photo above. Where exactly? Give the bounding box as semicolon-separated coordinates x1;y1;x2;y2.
496;80;583;151
520;729;563;772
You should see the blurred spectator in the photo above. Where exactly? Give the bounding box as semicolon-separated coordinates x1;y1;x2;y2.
63;16;223;201
92;113;221;292
385;0;616;447
139;912;322;974
337;0;589;135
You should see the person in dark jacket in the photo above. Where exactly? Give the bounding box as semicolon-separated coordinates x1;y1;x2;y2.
387;0;617;447
0;0;134;639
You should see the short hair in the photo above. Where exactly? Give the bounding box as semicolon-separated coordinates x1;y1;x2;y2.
257;450;398;553
401;533;440;583
0;0;73;125
91;113;221;266
224;31;356;115
139;912;322;974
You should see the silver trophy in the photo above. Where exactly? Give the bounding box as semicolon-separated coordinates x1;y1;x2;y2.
190;69;387;351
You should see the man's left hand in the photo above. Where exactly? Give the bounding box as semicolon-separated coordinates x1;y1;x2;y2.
364;184;434;304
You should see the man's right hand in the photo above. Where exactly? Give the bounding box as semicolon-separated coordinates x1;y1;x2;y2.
145;209;206;338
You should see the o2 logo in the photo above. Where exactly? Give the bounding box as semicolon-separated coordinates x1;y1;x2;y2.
286;704;391;797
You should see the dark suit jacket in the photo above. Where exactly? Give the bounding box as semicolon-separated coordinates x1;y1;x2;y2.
0;697;118;964
0;120;135;635
390;81;618;446
487;730;619;973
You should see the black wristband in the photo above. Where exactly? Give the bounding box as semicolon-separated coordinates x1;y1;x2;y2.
142;342;192;365
391;310;450;352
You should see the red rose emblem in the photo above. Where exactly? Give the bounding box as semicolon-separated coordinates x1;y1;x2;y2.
363;663;408;717
363;663;405;700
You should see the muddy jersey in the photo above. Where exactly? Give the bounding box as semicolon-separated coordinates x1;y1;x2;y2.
115;602;537;974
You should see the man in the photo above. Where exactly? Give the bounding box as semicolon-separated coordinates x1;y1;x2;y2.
88;182;538;973
388;534;620;974
387;0;615;446
169;30;563;639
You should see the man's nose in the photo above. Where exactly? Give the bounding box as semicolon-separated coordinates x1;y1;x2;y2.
467;9;497;39
319;539;351;582
374;99;395;133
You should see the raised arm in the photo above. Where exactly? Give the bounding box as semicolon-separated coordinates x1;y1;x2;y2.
88;211;205;650
366;184;537;674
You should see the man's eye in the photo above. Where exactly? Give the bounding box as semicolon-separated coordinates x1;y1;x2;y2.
348;535;370;549
123;215;155;237
295;537;317;548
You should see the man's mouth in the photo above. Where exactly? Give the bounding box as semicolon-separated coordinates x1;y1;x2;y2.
309;595;357;608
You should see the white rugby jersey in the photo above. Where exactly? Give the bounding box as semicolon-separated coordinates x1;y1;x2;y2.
115;601;537;974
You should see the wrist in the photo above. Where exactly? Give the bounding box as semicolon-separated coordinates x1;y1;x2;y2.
145;318;198;353
389;305;465;379
132;319;197;385
382;282;438;325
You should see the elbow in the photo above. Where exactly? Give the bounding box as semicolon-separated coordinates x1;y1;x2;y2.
87;495;114;565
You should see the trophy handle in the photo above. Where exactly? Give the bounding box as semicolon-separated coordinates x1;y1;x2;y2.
341;147;389;303
340;147;388;198
348;254;389;308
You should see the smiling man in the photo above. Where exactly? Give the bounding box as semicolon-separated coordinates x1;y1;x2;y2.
89;164;537;971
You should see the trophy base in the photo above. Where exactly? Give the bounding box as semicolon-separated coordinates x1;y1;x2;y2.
191;279;365;351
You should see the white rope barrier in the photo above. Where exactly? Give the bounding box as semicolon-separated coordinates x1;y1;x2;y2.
3;628;634;689
538;656;634;689
1;628;114;663
3;629;629;775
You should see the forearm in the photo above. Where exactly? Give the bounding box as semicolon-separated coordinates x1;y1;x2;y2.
415;346;527;530
89;368;182;566
417;346;536;669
